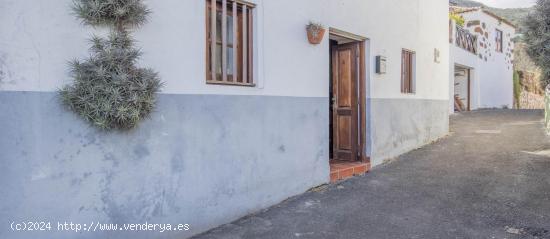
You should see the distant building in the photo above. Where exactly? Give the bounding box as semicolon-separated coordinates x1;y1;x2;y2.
449;7;516;112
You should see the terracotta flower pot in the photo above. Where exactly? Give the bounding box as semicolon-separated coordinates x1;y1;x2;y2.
307;28;326;45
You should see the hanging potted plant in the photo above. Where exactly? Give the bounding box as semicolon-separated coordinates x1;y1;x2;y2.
306;22;326;45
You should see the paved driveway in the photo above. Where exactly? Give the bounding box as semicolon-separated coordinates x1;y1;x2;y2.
195;110;550;239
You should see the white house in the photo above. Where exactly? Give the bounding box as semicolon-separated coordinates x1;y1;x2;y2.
449;7;516;112
0;0;449;238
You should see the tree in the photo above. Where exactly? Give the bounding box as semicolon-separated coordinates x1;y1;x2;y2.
513;70;521;109
60;0;162;130
524;0;550;85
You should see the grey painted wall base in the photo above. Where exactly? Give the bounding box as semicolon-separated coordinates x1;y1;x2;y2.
0;91;449;238
0;91;329;239
368;98;450;166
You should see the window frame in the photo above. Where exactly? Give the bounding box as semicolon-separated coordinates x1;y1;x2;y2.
495;29;503;53
205;0;255;87
401;49;416;94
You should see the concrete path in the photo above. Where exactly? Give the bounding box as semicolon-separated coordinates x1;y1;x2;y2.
195;110;550;239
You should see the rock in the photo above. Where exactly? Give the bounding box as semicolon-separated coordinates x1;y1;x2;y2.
505;226;522;235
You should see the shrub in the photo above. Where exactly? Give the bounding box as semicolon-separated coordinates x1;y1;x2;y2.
513;70;521;109
61;0;162;130
450;13;465;27
60;31;162;130
72;0;150;28
524;0;550;85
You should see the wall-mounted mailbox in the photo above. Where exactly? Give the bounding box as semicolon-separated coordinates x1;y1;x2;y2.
376;55;387;74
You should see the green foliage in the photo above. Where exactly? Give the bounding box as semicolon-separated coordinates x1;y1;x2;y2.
449;13;465;27
524;0;550;85
513;70;521;109
72;0;150;28
61;0;162;130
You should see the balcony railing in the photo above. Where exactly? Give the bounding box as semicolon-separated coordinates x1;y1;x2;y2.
455;25;478;54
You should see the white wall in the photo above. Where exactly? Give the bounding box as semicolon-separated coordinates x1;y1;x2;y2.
1;0;449;101
449;19;480;112
470;11;515;108
450;48;480;112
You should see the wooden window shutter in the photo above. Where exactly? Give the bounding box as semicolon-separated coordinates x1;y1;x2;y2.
401;49;415;94
206;0;255;87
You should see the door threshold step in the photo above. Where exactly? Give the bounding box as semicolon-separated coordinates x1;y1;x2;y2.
330;161;370;183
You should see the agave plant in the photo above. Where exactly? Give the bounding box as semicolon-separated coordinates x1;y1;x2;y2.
61;0;162;130
60;31;162;130
72;0;150;28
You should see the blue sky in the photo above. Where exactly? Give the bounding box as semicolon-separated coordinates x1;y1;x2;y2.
475;0;536;8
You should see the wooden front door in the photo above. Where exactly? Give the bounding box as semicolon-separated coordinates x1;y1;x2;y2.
331;42;359;161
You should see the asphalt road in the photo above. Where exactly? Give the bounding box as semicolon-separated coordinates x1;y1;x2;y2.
195;110;550;239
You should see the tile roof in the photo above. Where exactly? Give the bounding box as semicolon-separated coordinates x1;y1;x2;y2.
449;6;517;29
